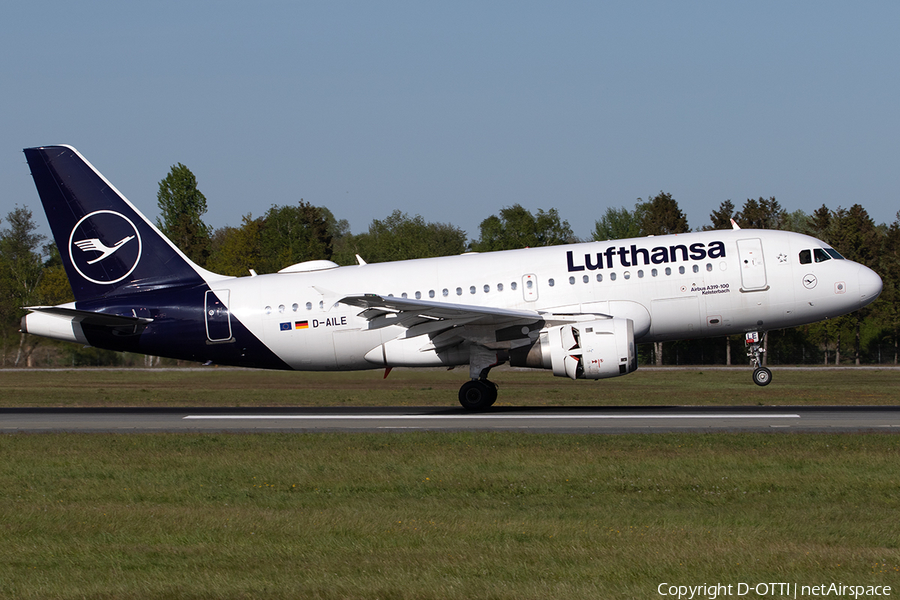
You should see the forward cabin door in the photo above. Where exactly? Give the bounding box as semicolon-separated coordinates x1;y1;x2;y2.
736;238;768;291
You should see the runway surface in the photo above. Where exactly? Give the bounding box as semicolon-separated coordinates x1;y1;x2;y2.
3;406;900;433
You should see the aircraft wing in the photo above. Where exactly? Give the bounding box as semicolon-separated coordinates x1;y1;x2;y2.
341;293;551;348
340;294;544;327
339;293;607;352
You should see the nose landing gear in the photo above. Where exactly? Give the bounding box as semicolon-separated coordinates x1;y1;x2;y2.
746;332;771;386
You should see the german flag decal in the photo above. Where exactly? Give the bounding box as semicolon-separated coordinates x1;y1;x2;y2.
295;321;309;330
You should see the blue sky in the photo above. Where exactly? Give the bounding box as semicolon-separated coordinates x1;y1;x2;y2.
2;1;898;245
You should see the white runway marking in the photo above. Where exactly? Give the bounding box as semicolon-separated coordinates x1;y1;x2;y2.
183;413;801;421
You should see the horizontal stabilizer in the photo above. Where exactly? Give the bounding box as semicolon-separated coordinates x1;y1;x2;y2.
24;306;153;327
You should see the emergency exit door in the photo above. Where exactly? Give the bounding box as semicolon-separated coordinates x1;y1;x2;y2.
205;290;233;342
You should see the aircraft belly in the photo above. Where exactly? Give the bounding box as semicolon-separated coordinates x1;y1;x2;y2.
649;296;702;339
333;327;391;370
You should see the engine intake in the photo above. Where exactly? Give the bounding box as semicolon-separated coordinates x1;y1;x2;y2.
510;318;637;380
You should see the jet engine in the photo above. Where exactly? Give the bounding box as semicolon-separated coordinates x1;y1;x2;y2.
510;318;637;380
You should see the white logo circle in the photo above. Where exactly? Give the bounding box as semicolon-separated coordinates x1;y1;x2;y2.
68;210;143;285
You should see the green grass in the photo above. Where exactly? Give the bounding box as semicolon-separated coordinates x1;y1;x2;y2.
1;433;899;599
1;366;899;407
1;369;899;598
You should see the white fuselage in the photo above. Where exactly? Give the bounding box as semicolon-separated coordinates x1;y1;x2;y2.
218;229;880;371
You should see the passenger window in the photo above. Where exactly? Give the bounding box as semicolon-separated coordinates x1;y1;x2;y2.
693;265;699;273
665;267;672;276
456;287;463;296
415;291;421;299
511;281;517;290
429;290;435;298
637;270;644;278
596;274;603;282
483;284;490;293
306;302;312;310
610;273;617;281
442;289;448;297
497;283;504;291
583;275;589;283
548;279;555;287
651;268;658;277
679;266;685;275
568;277;575;285
470;286;476;295
292;303;299;312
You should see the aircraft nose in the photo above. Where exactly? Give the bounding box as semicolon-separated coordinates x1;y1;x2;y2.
858;265;883;308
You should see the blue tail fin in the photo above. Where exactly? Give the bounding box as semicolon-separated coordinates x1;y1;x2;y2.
24;145;216;302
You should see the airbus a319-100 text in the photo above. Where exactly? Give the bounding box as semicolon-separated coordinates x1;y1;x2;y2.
20;146;883;409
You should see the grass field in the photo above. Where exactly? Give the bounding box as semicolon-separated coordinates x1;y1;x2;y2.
1;433;899;599
1;368;899;599
1;366;899;408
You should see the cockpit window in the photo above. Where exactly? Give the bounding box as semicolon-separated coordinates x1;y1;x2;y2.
801;247;844;264
814;248;831;263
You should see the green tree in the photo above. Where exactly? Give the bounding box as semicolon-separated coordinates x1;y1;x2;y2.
207;215;263;277
471;204;575;252
636;192;689;236
0;207;45;316
320;207;350;243
336;210;466;264
829;205;879;267
879;212;900;363
807;204;833;240
256;201;333;273
782;209;812;235
33;242;73;306
156;163;211;266
735;197;788;230
592;206;641;241
827;205;881;365
704;200;737;231
0;207;47;365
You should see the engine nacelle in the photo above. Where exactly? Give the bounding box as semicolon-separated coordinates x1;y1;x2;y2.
510;318;637;380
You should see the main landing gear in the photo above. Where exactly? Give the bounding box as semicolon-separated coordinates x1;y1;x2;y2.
458;379;498;410
745;331;771;387
459;348;500;410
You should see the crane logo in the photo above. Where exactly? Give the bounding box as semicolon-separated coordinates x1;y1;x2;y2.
68;211;142;285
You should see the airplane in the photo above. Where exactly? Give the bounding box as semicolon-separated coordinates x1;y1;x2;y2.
20;145;883;409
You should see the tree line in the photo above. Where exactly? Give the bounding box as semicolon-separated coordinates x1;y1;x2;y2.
2;163;897;367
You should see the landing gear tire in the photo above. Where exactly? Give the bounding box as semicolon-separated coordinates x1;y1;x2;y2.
753;367;772;387
458;379;498;410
